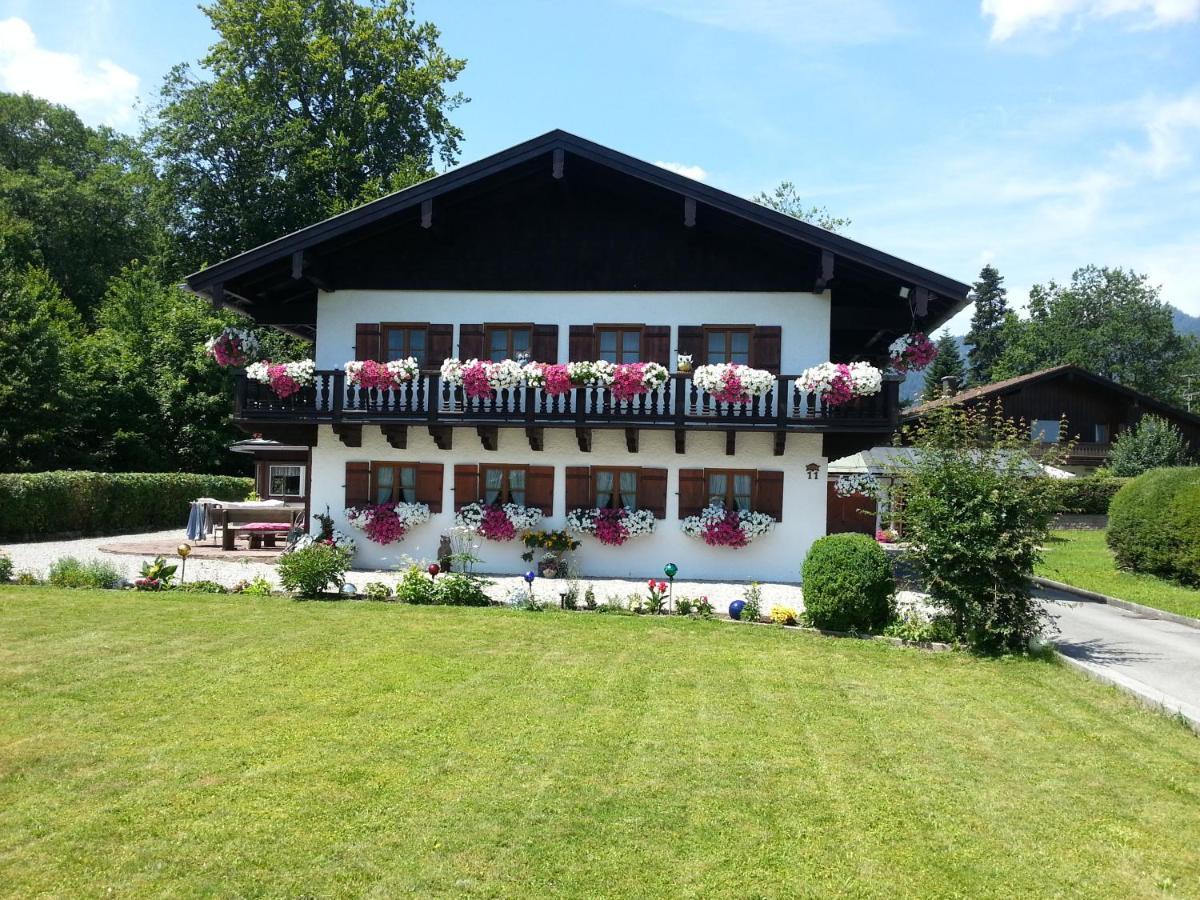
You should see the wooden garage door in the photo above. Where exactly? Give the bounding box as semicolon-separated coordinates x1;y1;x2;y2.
826;481;877;536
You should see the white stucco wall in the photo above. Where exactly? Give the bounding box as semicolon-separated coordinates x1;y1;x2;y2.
313;290;829;372
310;425;826;583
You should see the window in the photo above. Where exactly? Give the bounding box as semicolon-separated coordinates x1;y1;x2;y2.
482;465;526;505
594;468;639;509
704;327;751;365
382;325;426;366
373;463;416;504
597;328;642;363
1031;420;1061;443
268;465;304;497
1094;424;1110;443
707;470;754;511
487;326;532;361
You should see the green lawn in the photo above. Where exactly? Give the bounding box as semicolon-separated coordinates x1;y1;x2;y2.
1039;529;1200;620
2;589;1199;898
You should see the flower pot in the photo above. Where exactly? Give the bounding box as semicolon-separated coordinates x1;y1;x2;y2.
538;554;562;578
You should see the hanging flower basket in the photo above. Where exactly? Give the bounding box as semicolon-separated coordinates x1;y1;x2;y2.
344;357;419;391
205;327;259;367
566;507;656;546
887;332;937;373
692;363;775;404
608;362;669;401
440;358;525;399
833;473;881;499
345;501;431;545
681;503;775;548
524;362;573;396
245;359;315;399
796;361;882;407
455;502;543;541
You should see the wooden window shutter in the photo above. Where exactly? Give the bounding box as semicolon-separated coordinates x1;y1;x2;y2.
755;470;784;522
355;323;381;362
643;326;671;366
415;463;444;513
752;326;782;374
565;466;593;510
345;461;371;508
427;324;453;365
459;324;485;359
569;325;595;361
532;324;559;363
639;467;668;519
677;468;706;519
525;465;555;516
677;326;704;364
453;463;480;511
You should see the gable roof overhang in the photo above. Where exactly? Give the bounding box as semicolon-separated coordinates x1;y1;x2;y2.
184;129;971;350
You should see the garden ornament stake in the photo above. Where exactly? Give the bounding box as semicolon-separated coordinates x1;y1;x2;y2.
427;563;440;581
524;570;536;603
177;543;191;584
663;562;678;613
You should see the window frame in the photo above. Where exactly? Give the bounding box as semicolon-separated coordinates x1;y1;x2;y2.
1031;419;1061;444
594;325;644;364
705;467;757;511
380;322;429;366
1094;423;1110;443
268;464;305;498
484;323;534;361
702;325;754;365
480;463;529;506
371;462;418;505
591;465;641;510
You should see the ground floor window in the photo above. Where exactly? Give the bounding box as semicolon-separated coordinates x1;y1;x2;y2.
269;465;305;497
594;467;639;509
707;470;754;511
373;463;416;504
483;465;526;505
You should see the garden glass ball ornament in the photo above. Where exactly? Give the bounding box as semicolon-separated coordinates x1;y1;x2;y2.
177;542;191;583
524;570;537;601
728;599;746;621
427;563;440;579
663;562;678;613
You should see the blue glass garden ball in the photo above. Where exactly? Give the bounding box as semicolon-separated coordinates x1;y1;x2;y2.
728;599;746;620
524;570;537;584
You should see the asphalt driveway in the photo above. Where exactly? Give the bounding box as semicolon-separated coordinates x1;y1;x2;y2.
1039;586;1200;729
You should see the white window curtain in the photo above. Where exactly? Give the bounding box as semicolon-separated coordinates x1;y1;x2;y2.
618;471;638;508
484;468;503;504
596;470;615;508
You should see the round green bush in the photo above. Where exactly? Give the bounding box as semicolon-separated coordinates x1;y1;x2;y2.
1107;467;1200;585
801;533;895;633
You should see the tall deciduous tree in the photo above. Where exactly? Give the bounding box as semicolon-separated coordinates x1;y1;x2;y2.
921;331;966;401
752;181;850;233
965;264;1009;385
147;0;467;270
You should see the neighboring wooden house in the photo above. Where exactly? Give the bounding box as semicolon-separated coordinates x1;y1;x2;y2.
184;130;969;579
905;364;1200;472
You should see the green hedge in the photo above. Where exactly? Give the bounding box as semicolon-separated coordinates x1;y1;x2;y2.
1107;468;1200;586
801;533;895;633
0;471;253;541
1044;476;1130;515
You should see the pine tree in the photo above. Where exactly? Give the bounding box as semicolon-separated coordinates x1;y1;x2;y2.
921;331;966;401
965;264;1008;385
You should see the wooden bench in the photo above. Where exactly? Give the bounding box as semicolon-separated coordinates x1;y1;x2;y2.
222;521;293;550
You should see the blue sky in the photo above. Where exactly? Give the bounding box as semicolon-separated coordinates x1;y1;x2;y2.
2;0;1198;331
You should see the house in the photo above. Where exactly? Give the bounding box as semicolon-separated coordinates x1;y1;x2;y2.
905;364;1200;473
184;130;969;580
229;437;311;515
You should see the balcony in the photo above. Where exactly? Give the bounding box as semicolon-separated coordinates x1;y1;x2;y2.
234;370;901;453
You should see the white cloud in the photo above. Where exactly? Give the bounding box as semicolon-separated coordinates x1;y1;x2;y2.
654;160;709;181
0;17;139;129
628;0;906;45
1117;92;1200;176
982;0;1200;40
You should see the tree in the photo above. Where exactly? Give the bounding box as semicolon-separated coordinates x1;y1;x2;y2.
964;264;1009;385
1105;415;1192;476
147;0;467;271
751;181;850;233
994;266;1191;405
921;331;966;401
0;93;160;312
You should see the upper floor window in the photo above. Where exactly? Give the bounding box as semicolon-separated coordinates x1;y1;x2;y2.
594;467;639;509
382;325;426;366
482;465;526;505
487;326;531;361
705;327;751;365
707;469;754;511
1031;420;1061;443
373;463;416;504
597;327;642;363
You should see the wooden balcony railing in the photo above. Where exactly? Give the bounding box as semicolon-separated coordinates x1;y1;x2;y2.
233;370;902;432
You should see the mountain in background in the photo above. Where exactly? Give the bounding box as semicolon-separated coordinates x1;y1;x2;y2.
1174;306;1200;338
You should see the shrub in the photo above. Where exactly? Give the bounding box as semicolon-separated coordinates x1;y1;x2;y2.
277;543;353;597
741;582;763;622
0;471;252;541
771;605;798;626
675;596;694;616
395;565;436;604
801;534;894;633
0;552;12;582
1107;467;1200;585
47;556;124;589
135;556;177;591
1043;475;1130;515
883;609;956;644
1106;416;1192;477
432;572;491;606
16;570;39;585
363;581;393;601
233;575;274;596
172;580;227;594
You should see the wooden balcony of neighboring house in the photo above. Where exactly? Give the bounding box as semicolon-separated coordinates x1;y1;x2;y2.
233;370;903;456
1065;441;1113;462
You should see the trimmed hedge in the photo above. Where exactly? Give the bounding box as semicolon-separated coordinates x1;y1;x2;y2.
1044;476;1130;515
801;533;895;633
1107;467;1200;586
0;471;253;541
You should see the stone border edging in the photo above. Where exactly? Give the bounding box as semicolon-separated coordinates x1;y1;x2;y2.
1034;576;1200;631
1054;651;1200;735
720;616;954;652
